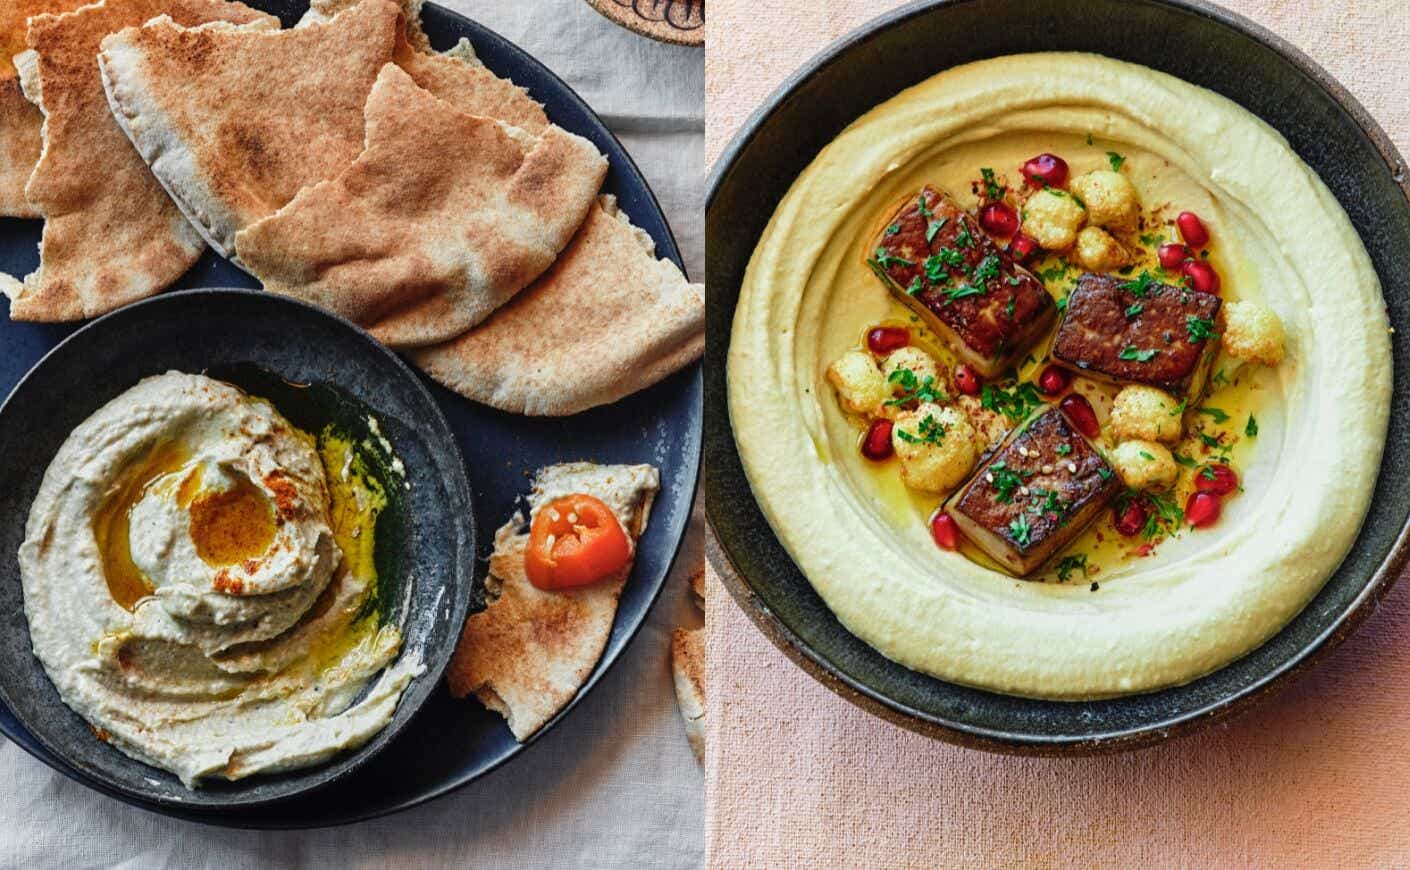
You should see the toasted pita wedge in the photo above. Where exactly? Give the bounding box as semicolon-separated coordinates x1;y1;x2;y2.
446;462;659;741
0;0;89;218
234;64;606;349
97;0;400;257
1;0;274;322
410;196;704;415
300;0;548;135
671;626;704;763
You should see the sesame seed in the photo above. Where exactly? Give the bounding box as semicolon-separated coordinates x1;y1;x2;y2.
1041;464;1053;474
985;472;994;483
1067;461;1078;473
1019;486;1030;496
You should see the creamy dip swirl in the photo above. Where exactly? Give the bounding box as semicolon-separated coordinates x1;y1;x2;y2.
728;53;1391;698
20;371;421;785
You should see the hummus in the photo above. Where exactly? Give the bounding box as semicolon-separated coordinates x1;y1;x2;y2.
728;53;1392;698
20;371;422;785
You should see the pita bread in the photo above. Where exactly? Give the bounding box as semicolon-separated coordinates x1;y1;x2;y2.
234;64;606;349
446;462;659;741
97;0;400;257
0;0;89;218
671;627;704;763
410;196;704;415
300;0;548;135
1;0;274;322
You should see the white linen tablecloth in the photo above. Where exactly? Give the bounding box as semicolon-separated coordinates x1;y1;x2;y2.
0;1;705;866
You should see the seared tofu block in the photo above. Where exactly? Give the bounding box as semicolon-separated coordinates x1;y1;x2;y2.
867;186;1055;378
946;407;1119;577
1051;272;1222;397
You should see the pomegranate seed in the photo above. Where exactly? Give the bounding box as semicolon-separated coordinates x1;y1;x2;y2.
866;326;910;355
861;419;894;461
1059;393;1100;438
978;202;1019;237
1186;491;1222;528
1194;463;1238;496
1176;211;1210;247
1183;260;1221;295
1008;233;1039;262
1157;243;1190;271
954;364;982;396
1037;365;1071;396
930;512;962;550
1114;498;1148;537
1021;153;1069;188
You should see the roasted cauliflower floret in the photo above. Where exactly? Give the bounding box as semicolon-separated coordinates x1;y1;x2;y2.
826;350;889;416
955;394;1009;452
1072;226;1130;272
882;346;941;395
891;403;977;493
1109;385;1183;443
1221;300;1286;366
1110;440;1178;490
1022;188;1086;250
1069;170;1140;230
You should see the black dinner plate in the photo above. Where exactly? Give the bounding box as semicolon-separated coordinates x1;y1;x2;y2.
0;0;701;827
705;0;1410;752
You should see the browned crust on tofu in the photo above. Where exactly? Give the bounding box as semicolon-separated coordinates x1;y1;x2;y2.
1051;273;1221;396
946;407;1119;577
866;186;1055;378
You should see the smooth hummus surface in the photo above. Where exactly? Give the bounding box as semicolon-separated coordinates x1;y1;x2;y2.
728;53;1392;698
20;371;422;785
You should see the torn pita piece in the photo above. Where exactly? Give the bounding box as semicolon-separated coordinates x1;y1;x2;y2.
97;0;400;257
671;626;704;763
411;196;705;416
0;0;88;218
233;64;607;349
0;0;274;322
446;463;659;742
301;0;548;134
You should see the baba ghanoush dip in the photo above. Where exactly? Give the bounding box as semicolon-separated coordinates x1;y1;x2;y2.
728;53;1391;699
19;371;422;786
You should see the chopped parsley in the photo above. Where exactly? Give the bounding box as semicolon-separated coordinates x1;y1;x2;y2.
906;276;925;296
943;284;985;304
954;227;975;249
1139;231;1165;247
1211;367;1230;387
971;253;1002;285
980;381;1043;423
1097;467;1113;480
1055;443;1073;456
1118;345;1159;362
1197;431;1222;450
1172;452;1197;468
885;223;900;236
1245;414;1258;437
926;217;947;245
1124;302;1144;320
1118;270;1157;297
885;368;946;407
1107;151;1126;172
1198;407;1230;424
1170;397;1188;417
1056;553;1089;582
1186;315;1219;342
1139;450;1155;461
896;413;948;445
1005;297;1016;319
990;461;1026;504
980;167;1004;200
872;248;912;269
1056;295;1069;313
1142;491;1185;539
1085;131;1094;146
1008;513;1032;548
925;247;966;282
917;194;933;218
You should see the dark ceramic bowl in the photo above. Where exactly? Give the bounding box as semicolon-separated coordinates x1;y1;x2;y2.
706;0;1410;752
0;289;475;807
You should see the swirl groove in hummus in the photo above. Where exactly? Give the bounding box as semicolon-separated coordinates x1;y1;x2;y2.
728;53;1392;698
20;371;422;785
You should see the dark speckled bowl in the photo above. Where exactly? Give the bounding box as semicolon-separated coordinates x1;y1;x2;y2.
706;0;1410;752
0;289;475;807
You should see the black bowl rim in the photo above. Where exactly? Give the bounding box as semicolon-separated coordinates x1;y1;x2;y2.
705;0;1410;753
0;287;477;806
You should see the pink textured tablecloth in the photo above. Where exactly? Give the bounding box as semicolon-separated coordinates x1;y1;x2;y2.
704;1;1410;866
